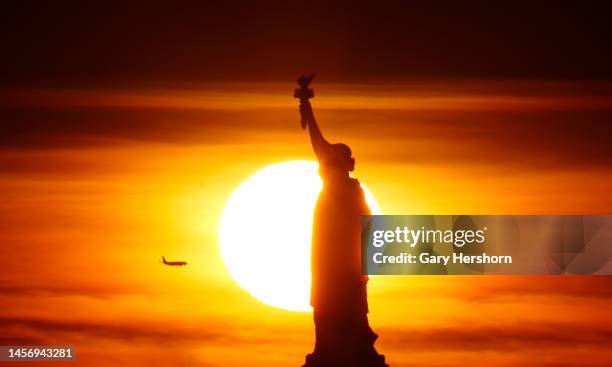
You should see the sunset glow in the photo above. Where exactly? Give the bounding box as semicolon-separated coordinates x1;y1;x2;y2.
219;160;381;311
1;78;611;366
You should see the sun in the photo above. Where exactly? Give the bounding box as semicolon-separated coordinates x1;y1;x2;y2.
218;160;381;311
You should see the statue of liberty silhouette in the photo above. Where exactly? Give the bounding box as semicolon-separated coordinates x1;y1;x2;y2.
296;75;388;367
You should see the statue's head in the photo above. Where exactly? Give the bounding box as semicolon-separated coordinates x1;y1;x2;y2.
329;143;355;173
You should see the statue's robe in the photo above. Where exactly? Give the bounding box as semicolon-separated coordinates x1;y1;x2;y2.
305;161;387;367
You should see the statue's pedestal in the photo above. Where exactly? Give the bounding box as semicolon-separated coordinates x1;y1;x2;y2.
302;313;388;367
302;351;388;367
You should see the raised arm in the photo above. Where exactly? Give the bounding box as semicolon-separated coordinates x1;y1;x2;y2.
300;100;332;160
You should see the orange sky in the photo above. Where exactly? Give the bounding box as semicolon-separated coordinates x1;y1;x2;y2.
1;81;611;366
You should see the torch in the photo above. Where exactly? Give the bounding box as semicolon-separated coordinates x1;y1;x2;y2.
294;74;315;129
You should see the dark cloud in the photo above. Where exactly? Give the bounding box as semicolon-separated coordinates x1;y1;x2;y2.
0;107;290;149
2;315;610;355
0;284;141;299
1;2;612;86
382;322;612;351
0;336;42;345
2;84;611;174
378;276;612;303
456;276;612;302
0;317;220;345
0;316;305;347
342;108;612;170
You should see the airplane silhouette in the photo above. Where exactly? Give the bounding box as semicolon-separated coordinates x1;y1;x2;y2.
161;256;187;266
